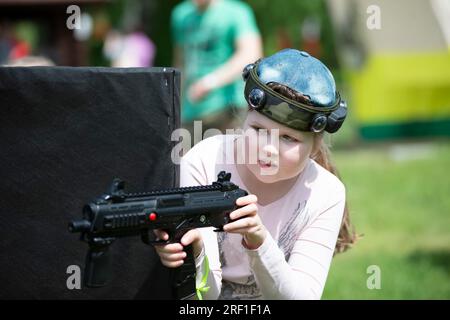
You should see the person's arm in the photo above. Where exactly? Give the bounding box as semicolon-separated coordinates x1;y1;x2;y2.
189;34;262;102
205;34;262;88
246;187;346;299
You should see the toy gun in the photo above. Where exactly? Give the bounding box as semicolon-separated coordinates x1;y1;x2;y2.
69;171;247;299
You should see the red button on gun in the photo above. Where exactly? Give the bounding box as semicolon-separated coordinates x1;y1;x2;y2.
148;213;157;221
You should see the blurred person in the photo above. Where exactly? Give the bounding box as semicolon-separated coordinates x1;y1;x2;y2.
0;21;54;67
0;21;31;64
9;38;30;61
103;27;156;68
154;49;358;299
171;0;263;138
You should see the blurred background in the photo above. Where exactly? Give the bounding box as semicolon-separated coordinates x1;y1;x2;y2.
0;0;449;299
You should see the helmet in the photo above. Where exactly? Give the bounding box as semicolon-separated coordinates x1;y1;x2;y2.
242;48;347;133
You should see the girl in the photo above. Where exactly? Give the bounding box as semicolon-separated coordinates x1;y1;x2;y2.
155;49;357;300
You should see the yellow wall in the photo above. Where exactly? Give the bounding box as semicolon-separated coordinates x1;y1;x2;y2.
351;52;450;125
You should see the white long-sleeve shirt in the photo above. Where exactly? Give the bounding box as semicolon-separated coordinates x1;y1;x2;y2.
180;134;345;300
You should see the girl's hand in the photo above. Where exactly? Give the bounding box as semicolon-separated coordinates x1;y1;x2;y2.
223;194;266;250
153;229;203;268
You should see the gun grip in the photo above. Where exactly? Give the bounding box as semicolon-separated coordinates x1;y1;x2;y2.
171;244;197;300
84;245;112;288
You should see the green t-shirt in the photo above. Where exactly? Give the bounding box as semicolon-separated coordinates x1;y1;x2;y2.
171;0;260;121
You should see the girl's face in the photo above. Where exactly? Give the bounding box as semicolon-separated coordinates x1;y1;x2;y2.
240;111;317;184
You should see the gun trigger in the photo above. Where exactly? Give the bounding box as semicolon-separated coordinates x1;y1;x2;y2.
140;231;170;245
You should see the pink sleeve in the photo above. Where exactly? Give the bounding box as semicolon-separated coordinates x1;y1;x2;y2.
179;151;208;187
246;187;346;299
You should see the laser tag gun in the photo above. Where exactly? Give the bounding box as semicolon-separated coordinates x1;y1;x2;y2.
69;171;247;299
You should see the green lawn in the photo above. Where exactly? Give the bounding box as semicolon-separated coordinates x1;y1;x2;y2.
322;140;450;299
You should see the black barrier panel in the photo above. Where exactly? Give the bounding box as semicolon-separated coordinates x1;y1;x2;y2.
0;67;180;299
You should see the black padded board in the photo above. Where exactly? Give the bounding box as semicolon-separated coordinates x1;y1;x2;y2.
0;66;180;299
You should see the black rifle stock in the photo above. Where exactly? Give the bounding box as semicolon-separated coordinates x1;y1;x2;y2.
69;171;247;299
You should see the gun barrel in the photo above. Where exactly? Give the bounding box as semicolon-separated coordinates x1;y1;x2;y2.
68;219;91;233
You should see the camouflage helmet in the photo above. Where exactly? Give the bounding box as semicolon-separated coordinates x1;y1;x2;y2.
242;48;347;133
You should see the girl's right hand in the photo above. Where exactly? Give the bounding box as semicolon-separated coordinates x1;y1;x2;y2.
153;229;203;268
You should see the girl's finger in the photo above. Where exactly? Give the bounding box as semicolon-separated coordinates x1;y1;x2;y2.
222;227;258;235
236;194;258;207
223;217;257;232
162;260;184;268
229;203;258;220
154;242;184;254
153;229;169;241
159;251;187;262
180;229;201;247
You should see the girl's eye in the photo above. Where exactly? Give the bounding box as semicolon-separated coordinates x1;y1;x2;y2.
281;135;299;143
251;126;299;142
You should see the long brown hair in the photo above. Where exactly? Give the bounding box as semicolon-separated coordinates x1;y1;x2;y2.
267;82;359;254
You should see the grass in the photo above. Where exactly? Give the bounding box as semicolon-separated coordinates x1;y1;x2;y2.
321;140;450;299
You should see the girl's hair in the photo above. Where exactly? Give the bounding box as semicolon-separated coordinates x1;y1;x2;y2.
266;82;359;254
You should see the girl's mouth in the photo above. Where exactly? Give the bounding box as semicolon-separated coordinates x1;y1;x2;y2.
258;159;276;168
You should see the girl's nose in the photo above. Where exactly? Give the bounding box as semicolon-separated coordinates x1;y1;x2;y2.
262;144;278;158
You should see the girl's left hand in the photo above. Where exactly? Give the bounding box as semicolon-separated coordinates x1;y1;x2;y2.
223;194;267;250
